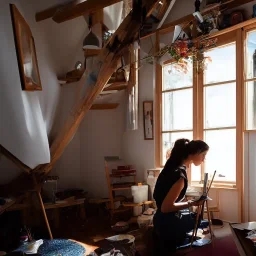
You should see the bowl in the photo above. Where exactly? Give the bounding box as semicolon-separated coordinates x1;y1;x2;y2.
111;221;129;233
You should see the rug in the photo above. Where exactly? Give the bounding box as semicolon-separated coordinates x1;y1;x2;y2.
184;235;240;256
38;239;86;256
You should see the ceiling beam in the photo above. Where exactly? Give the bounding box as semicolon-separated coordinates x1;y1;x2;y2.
0;145;31;173
90;103;119;110
52;0;122;23
35;1;75;22
34;0;160;175
141;0;254;39
35;6;59;22
157;0;176;29
225;0;254;9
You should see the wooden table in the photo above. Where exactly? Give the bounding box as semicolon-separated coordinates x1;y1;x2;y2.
44;199;86;228
230;222;256;256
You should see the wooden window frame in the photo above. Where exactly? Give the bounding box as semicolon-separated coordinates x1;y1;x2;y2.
155;29;244;193
243;24;256;132
158;60;194;169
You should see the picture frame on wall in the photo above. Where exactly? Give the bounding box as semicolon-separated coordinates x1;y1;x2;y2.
10;4;42;91
143;101;154;140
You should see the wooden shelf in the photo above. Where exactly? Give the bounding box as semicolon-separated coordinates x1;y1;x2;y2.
58;77;81;85
103;82;128;91
89;196;126;204
58;68;84;85
110;174;136;178
122;200;154;207
83;48;101;58
105;157;137;216
111;185;134;191
90;104;119;110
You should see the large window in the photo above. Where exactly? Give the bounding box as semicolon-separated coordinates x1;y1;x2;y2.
158;32;241;186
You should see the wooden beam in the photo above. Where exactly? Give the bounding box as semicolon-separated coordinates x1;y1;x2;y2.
35;1;75;22
0;145;31;173
141;0;254;39
52;0;122;23
34;0;160;175
35;5;60;22
226;0;254;9
90;103;119;110
32;174;53;239
104;82;128;91
157;0;177;29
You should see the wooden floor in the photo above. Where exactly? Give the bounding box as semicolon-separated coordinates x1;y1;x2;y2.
51;215;114;254
48;210;237;256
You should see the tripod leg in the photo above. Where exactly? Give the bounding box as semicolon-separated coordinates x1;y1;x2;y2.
206;200;213;238
190;204;201;247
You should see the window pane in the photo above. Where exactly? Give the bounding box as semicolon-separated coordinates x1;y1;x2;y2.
204;43;236;84
162;89;193;131
245;30;256;79
246;81;256;130
191;165;201;182
204;83;236;129
204;129;236;182
163;62;192;90
162;131;193;166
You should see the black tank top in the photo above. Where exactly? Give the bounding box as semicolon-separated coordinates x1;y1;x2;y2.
153;165;188;211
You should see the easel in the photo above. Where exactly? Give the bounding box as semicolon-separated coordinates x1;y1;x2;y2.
190;171;216;246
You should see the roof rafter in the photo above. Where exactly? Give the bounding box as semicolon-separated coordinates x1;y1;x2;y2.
35;0;123;23
141;0;254;39
0;145;31;173
34;0;160;175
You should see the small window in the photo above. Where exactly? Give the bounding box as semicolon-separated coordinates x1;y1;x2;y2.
161;62;193;166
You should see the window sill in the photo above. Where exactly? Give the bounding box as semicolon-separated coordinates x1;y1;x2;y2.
190;183;238;190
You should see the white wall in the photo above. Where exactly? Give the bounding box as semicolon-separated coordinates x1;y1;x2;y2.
0;0;90;183
121;39;156;184
51;91;126;197
80;102;125;198
0;0;60;175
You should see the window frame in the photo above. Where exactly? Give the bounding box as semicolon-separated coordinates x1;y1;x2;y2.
198;33;238;185
155;29;244;190
243;24;256;132
161;60;194;165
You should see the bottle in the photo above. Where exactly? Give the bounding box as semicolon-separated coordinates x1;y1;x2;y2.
19;227;28;245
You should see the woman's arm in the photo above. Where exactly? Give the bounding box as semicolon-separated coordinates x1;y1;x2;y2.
161;178;201;213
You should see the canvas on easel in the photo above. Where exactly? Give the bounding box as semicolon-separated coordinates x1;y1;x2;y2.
190;171;216;246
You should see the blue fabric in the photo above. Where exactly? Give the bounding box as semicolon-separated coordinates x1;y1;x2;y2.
38;239;85;256
16;239;85;256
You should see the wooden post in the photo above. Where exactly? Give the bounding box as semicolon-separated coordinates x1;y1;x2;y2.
33;175;53;239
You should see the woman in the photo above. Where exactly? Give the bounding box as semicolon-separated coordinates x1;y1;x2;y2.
153;138;209;255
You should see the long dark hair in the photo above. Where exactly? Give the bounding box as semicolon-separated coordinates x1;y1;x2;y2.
165;138;209;170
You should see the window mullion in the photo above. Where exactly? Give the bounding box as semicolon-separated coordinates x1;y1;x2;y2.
197;55;205;181
236;28;244;222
